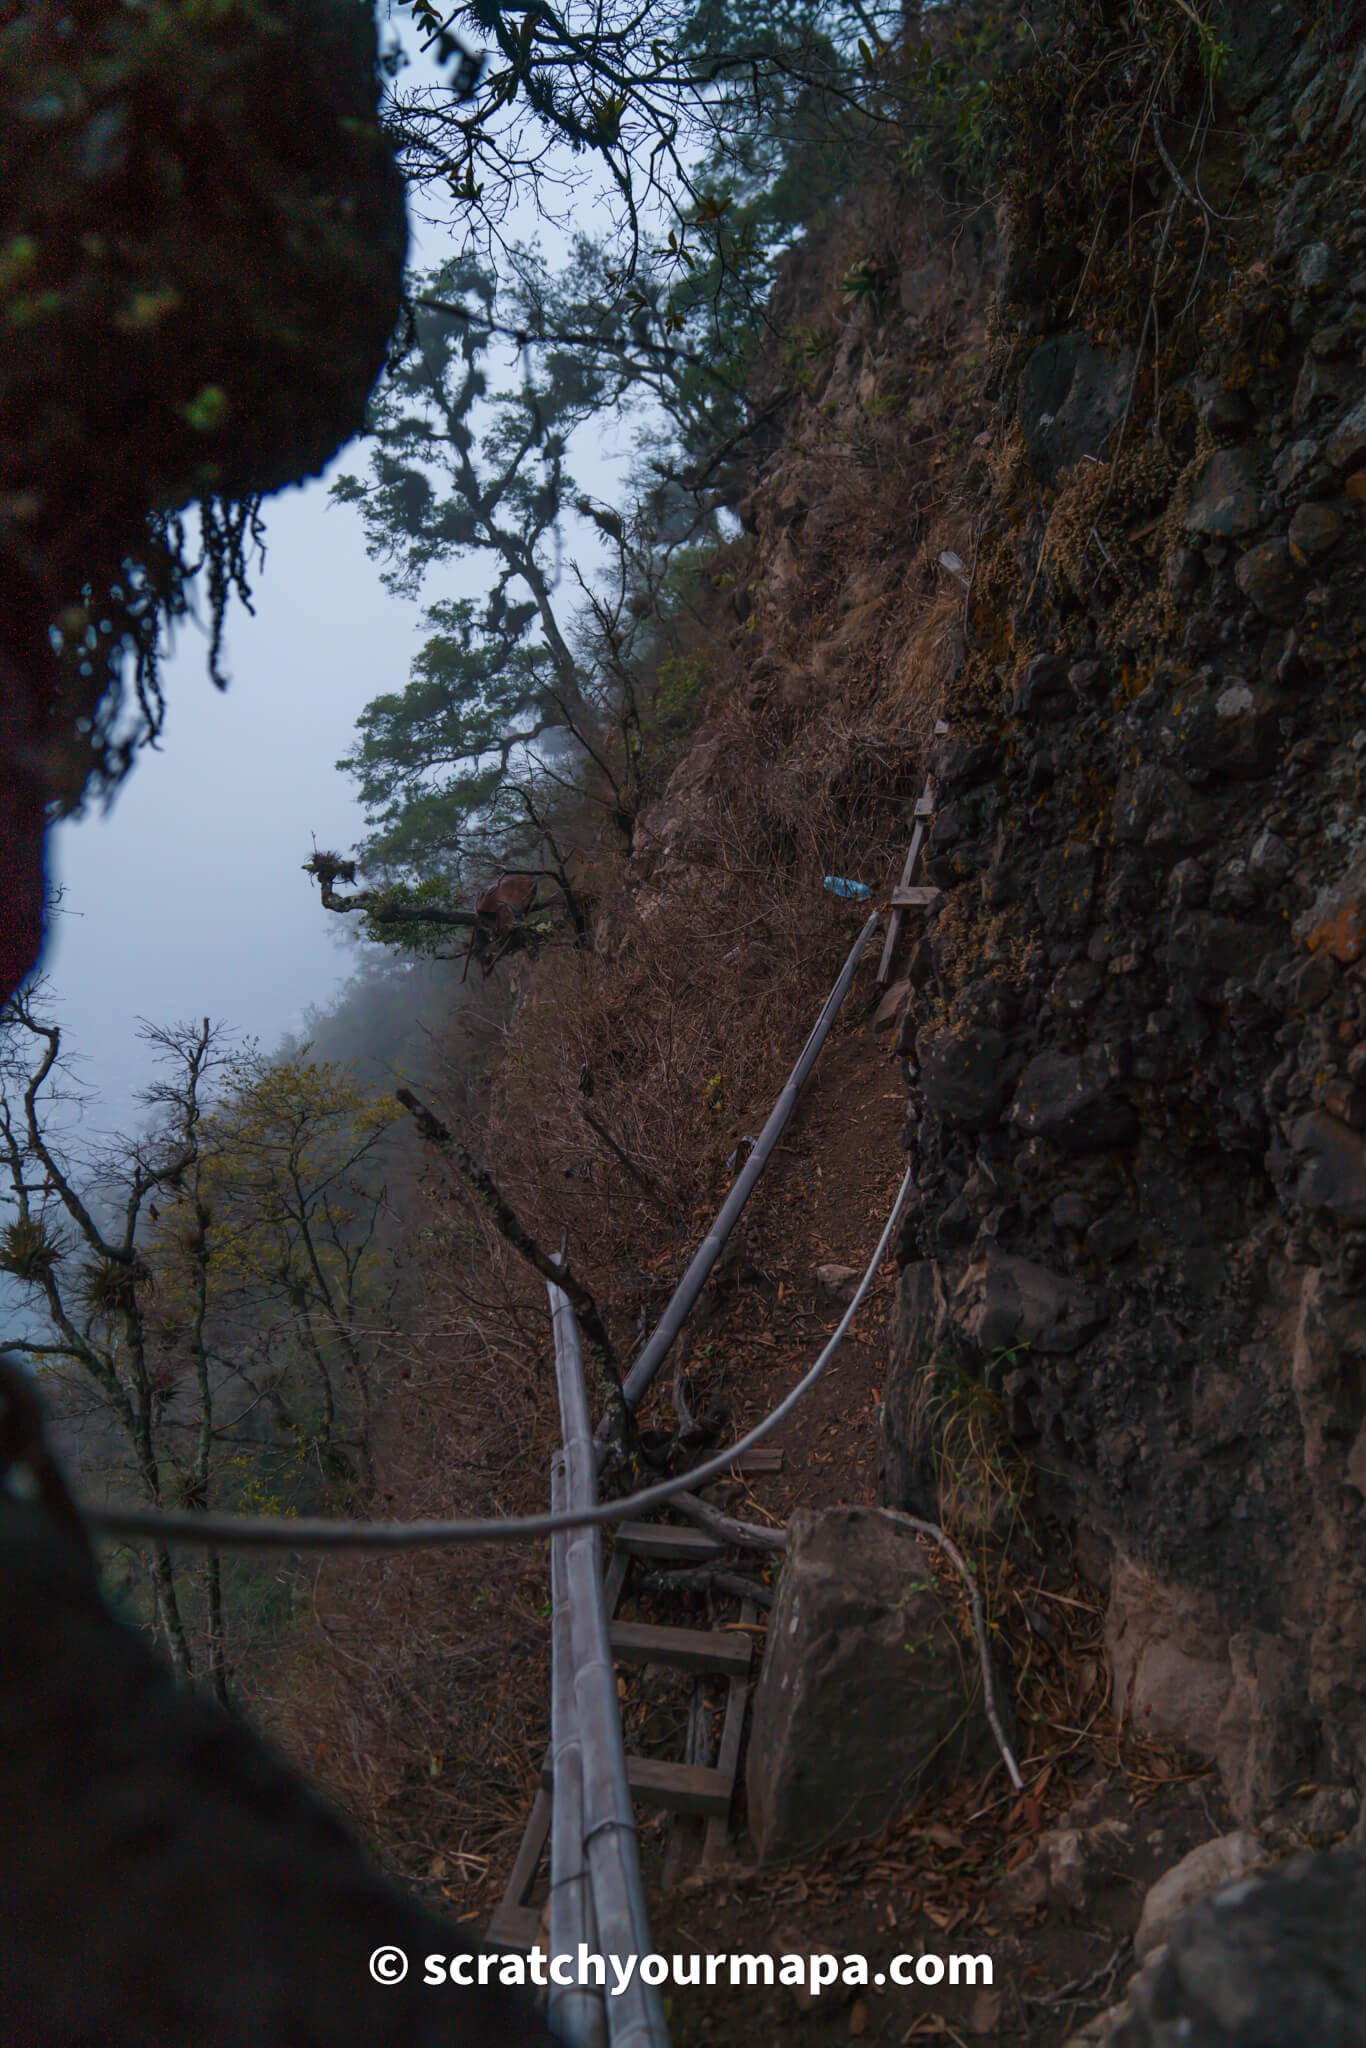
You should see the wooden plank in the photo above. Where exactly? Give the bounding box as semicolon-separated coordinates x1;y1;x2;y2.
609;1619;752;1680
497;1784;551;1915
890;884;942;910
603;1547;631;1616
488;1903;544;1950
616;1521;723;1563
626;1756;733;1817
703;1598;757;1868
727;1446;784;1475
539;1752;733;1817
877;791;933;986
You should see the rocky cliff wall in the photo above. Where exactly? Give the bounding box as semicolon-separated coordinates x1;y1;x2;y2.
868;7;1366;1821
681;0;1366;1830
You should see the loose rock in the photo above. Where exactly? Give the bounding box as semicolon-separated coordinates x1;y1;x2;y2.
1134;1832;1264;1961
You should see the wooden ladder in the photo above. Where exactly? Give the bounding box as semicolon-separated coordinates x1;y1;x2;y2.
877;718;948;986
488;1481;771;1948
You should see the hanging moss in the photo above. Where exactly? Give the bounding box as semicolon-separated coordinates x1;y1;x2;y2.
0;0;407;783
2;0;405;529
0;0;406;995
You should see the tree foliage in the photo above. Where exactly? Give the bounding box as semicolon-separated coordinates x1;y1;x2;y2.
305;0;945;961
0;990;393;1694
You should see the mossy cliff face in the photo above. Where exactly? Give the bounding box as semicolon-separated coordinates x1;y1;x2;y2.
0;0;407;996
877;4;1366;1819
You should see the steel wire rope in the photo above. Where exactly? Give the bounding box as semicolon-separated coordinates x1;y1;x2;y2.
81;1166;914;1552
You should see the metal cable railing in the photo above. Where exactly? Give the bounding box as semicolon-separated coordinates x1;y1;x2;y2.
84;910;885;1555
549;1278;670;2048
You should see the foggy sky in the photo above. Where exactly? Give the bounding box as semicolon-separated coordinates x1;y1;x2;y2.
43;274;628;1136
44;479;426;1132
37;14;636;1135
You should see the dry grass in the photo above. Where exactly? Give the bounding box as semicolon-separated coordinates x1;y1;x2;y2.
245;146;1005;1932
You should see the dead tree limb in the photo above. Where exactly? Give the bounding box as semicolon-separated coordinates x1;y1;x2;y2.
670;1490;787;1554
580;1104;677;1220
637;1566;773;1608
395;1088;631;1442
885;1508;1024;1792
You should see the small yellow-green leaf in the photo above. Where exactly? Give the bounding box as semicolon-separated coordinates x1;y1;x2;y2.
181;384;230;433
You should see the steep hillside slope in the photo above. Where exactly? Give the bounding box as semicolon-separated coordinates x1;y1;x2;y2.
267;7;1365;2039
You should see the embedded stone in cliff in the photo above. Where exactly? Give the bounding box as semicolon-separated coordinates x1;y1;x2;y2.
1017;334;1136;487
1009;1051;1137;1156
1292;349;1356;422
919;1024;1019;1130
1286;1111;1366;1226
1035;843;1099;935
1287;500;1343;563
1218;4;1302;113
1215;1631;1312;1827
932;733;999;792
1324;393;1366;472
1248;830;1294;887
1293;848;1366;963
745;1507;992;1863
1166;912;1273;1003
1182;448;1264;538
956;1247;1106;1355
1235;537;1303;620
1105;1553;1231;1759
1212;679;1281;778
1113;765;1212;851
1156;678;1279;781
1120;1847;1366;2047
1011;651;1069;717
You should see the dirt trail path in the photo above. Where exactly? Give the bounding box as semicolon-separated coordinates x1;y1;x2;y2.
680;982;907;1530
638;976;1219;2048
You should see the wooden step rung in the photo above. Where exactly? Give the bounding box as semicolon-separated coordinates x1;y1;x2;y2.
609;1619;752;1680
725;1446;784;1475
890;884;942;910
495;1785;550;1914
488;1903;543;1950
539;1751;732;1818
627;1755;734;1818
616;1521;723;1563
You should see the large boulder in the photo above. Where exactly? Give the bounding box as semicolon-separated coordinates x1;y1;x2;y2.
746;1507;992;1862
1018;334;1137;486
1116;1847;1366;2046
